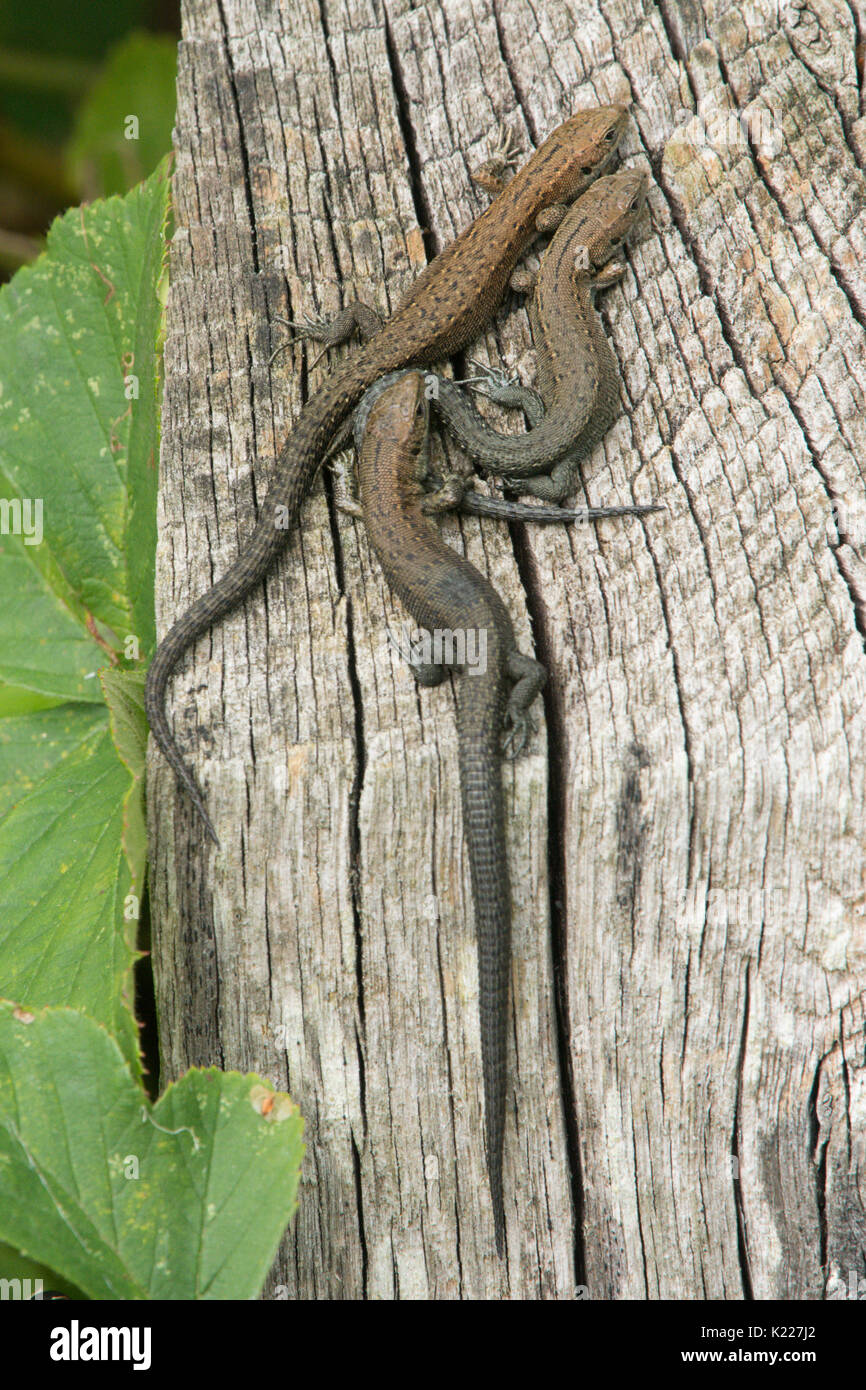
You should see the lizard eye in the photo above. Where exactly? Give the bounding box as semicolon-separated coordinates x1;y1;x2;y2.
604;126;617;142
630;198;640;211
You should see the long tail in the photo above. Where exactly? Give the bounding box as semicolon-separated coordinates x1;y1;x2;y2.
456;696;510;1256
144;524;283;845
145;363;371;842
459;492;664;523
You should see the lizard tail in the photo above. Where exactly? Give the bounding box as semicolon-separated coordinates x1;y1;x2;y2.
144;535;284;846
457;703;511;1258
145;364;373;842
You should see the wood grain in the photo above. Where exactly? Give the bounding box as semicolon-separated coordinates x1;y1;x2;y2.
149;0;866;1298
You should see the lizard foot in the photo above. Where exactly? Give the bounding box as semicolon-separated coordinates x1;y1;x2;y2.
591;256;628;291
420;473;467;514
268;303;383;369
504;472;572;504
268;313;330;368
471;121;523;197
501;709;536;759
460;359;545;423
330;455;363;517
385;625;449;687
460;358;518;392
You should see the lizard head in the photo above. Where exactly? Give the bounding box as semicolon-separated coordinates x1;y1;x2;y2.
538;104;630;202
560;167;649;274
362;370;430;466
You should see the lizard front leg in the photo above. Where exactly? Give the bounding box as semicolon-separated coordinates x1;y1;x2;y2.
269;303;384;369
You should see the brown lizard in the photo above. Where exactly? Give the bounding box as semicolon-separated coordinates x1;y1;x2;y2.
351;368;659;1254
422;168;649;499
145;107;629;843
355;368;544;1255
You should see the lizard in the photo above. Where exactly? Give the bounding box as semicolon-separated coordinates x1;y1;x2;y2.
144;105;629;844
354;367;543;1256
351;369;660;1255
330;376;662;528
335;369;661;525
421;168;649;502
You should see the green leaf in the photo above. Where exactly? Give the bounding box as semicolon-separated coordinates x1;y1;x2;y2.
0;712;139;1065
0;164;171;1066
0;160;170;688
0;702;105;820
0;525;106;703
0;1238;84;1301
100;667;147;898
0;1003;305;1300
0;684;65;718
66;33;177;198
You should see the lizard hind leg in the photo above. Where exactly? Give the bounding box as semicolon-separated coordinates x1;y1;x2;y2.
411;660;449;688
385;623;449;688
420;473;469;515
462;359;546;426
501;649;547;758
504;453;579;504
